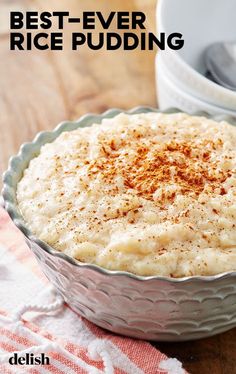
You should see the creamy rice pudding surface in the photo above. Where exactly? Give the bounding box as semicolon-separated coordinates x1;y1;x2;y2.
17;113;236;277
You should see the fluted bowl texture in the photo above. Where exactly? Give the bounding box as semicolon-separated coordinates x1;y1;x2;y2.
2;107;236;341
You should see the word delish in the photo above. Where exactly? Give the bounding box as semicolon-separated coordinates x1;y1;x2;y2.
9;353;50;366
10;11;184;51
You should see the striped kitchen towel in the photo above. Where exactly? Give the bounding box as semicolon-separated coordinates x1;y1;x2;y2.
0;207;187;374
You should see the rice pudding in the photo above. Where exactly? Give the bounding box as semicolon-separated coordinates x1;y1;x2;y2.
17;112;236;277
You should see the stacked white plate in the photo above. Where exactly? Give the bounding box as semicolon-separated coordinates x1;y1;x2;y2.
156;0;236;116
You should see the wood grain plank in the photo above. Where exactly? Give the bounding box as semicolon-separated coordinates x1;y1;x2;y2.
35;0;157;116
0;41;68;172
156;328;236;374
0;0;156;174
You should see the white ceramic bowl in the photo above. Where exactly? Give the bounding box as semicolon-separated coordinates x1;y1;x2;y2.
2;107;236;341
157;0;236;111
156;53;236;116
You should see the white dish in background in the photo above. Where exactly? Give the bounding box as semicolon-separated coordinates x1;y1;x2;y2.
157;0;236;111
156;53;236;117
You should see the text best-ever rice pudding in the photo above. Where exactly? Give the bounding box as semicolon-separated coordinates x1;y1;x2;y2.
17;113;236;277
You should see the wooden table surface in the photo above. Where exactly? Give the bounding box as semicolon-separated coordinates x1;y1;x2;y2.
0;1;235;373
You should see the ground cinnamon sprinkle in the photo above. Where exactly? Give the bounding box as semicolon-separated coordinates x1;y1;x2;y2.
87;137;228;201
16;112;236;277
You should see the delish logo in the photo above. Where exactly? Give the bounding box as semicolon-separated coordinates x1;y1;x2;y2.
9;353;50;365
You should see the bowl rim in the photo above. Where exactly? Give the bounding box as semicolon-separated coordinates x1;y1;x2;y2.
157;0;236;101
156;54;236;115
2;106;236;283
